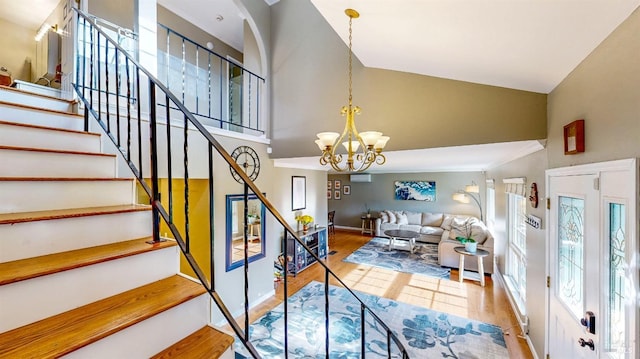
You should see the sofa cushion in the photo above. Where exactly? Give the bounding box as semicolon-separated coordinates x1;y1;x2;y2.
422;213;443;227
420;226;444;236
441;215;455;230
399;224;422;233
395;212;409;225
405;211;422;225
468;218;488;244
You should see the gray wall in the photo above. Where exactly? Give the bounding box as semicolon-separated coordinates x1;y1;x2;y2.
547;7;640;169
328;172;486;228
486;149;547;358
269;0;547;159
88;0;135;29
487;8;640;358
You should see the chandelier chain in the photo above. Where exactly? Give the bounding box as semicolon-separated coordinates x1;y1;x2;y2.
348;15;353;106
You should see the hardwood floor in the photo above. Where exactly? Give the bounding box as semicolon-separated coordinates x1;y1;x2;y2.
243;230;534;358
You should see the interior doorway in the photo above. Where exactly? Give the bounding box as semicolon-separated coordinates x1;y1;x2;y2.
546;159;637;359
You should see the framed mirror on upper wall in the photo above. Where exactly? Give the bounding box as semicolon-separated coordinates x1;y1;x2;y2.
225;193;266;271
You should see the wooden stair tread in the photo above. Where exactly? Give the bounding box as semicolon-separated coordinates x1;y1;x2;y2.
0;145;116;157
0;119;99;137
0;237;175;285
0;99;81;117
0;275;207;358
0;204;151;225
152;326;235;359
0;84;77;104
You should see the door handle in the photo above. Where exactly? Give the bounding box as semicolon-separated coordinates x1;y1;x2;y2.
578;338;595;351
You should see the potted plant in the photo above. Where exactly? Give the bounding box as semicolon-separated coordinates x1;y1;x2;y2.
364;203;371;218
295;214;314;233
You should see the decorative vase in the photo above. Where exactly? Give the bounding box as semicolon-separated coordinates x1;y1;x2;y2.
302;224;308;233
465;242;477;252
366;213;371;218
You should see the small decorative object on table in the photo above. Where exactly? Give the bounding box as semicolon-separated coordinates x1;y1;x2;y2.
296;214;314;233
364;203;371;218
456;236;477;252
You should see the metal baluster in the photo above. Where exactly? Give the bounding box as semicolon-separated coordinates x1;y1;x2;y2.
219;57;223;128
115;49;120;140
243;182;250;342
208;53;211;119
181;38;186;105
166;95;173;222
149;81;160;244
124;58;131;151
136;68;142;176
325;270;330;358
386;331;391;358
195;46;199;115
97;32;101;122
283;231;289;358
105;40;110;133
361;304;366;358
183;114;189;252
89;23;94;123
256;80;260;132
208;144;215;290
248;76;252;131
166;28;170;88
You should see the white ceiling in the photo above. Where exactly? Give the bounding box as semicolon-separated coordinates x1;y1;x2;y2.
0;0;59;30
310;0;640;94
273;140;546;173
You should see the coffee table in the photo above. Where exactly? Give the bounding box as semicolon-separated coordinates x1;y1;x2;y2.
383;229;421;253
454;246;490;286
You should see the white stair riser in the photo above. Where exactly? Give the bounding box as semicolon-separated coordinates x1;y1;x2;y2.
0;180;134;213
0;246;179;333
0;103;83;131
0;89;73;112
0;149;115;178
62;294;209;359
0;123;100;153
0;210;152;262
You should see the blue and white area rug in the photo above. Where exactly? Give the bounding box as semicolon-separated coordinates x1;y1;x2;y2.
235;281;508;358
342;237;451;279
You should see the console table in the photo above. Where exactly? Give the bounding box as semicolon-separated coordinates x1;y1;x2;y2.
285;227;327;276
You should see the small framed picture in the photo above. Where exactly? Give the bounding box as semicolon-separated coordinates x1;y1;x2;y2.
327;180;332;190
334;190;341;200
343;185;351;195
334;180;341;190
327;190;332;199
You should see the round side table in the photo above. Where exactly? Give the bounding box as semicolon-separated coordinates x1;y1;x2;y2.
454;246;489;286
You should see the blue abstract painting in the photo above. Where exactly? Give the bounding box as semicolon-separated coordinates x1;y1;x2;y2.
394;181;436;201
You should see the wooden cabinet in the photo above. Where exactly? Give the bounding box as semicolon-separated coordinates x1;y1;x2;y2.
285;227;327;276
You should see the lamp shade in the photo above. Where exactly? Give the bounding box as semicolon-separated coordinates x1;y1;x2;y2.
359;131;382;146
452;192;470;203
316;132;340;147
374;136;390;150
342;140;360;152
465;184;480;193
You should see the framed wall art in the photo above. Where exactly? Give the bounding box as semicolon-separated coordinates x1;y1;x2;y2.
291;176;306;210
394;181;436;201
334;180;341;190
343;185;351;195
334;190;341;200
563;119;585;155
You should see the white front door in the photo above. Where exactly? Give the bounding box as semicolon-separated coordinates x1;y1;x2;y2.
548;160;637;359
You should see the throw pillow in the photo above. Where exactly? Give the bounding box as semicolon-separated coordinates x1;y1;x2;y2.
396;212;409;225
405;211;422;225
380;211;389;223
441;215;455;230
386;210;396;224
422;213;444;227
449;217;470;240
469;222;488;243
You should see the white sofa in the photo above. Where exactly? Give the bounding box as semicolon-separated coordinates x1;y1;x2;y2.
375;210;494;274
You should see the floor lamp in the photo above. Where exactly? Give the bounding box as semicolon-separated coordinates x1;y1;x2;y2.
452;182;483;222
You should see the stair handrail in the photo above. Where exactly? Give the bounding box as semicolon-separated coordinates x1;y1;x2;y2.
72;8;410;358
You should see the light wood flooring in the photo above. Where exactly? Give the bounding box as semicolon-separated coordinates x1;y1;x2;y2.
243;230;534;359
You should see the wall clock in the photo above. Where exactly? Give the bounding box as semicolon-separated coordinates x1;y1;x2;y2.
229;145;260;183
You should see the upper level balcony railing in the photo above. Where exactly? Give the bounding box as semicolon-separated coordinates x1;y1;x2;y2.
158;24;266;137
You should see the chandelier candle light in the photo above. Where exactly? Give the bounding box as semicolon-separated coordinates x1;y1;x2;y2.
315;9;390;172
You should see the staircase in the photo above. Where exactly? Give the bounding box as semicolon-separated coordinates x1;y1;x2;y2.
0;86;235;358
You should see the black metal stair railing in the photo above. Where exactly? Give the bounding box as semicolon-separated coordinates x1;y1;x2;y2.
72;8;409;359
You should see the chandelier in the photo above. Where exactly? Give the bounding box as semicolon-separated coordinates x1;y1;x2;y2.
315;9;390;172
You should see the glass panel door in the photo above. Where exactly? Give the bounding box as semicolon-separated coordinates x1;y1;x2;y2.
605;202;627;357
557;196;585;319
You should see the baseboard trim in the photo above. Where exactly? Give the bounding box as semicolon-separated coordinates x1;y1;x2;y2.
494;268;539;358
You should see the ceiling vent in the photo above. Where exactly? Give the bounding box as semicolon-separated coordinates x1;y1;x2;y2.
350;174;372;183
